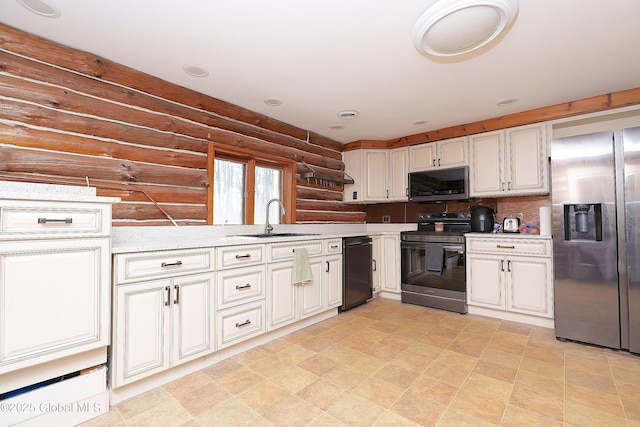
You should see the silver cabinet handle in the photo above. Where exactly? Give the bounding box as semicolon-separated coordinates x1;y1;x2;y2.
496;245;515;249
330;244;339;249
508;181;512;190
235;254;251;259
326;261;330;272
501;182;505;191
161;260;183;267
235;284;252;290
165;286;171;306
373;259;377;272
432;159;436;167
174;284;180;304
438;159;441;167
235;319;251;328
38;217;72;224
507;260;512;272
500;260;505;272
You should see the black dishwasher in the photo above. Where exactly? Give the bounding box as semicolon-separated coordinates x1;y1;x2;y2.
341;236;373;311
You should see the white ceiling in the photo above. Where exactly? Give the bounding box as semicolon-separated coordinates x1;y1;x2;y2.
2;0;640;144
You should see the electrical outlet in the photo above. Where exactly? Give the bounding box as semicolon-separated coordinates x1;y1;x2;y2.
382;215;391;223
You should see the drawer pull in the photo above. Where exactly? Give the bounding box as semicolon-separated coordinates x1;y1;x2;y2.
236;284;252;290
38;217;73;224
496;245;516;249
235;254;251;259
235;319;251;328
161;261;183;267
330;244;339;249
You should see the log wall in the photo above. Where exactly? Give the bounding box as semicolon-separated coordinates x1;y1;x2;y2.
0;24;366;225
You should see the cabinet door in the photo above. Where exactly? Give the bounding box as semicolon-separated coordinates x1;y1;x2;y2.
467;254;505;309
267;262;296;330
409;144;437;171
507;256;553;317
469;131;504;197
371;236;382;293
438;137;468;168
0;238;109;374
343;150;364;202
506;124;548;195
364;150;388;200
326;255;343;309
388;148;409;200
381;234;400;293
300;259;324;318
113;279;171;388
172;273;213;365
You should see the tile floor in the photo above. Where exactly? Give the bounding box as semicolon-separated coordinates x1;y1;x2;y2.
82;298;640;426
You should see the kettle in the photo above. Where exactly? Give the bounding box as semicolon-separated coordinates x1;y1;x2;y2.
470;205;495;233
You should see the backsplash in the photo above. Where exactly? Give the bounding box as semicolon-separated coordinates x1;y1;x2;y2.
365;195;552;224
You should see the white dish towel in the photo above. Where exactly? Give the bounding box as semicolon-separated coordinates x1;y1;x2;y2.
292;247;313;284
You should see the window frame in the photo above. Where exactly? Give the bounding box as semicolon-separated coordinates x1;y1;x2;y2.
208;144;296;225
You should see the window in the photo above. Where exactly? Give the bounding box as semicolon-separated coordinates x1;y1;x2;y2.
211;146;294;225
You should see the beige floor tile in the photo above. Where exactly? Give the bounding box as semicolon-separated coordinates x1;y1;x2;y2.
297;379;347;411
565;367;618;395
298;336;336;352
447;331;491;358
497;320;532;336
197;397;260;427
216;367;265;395
270;365;319;393
354;376;406;408
230;345;272;366
472;358;518;383
374;363;419;389
328;394;386;425
464;317;502;336
418;326;460;349
449;386;507;425
126;398;193;427
480;347;523;369
77;408;126;427
404;341;443;360
378;333;414;350
372;410;423;426
115;387;174;419
565;381;626;418
308;412;348;426
321;364;370;390
296;353;339;376
163;371;213;398
390;390;446;427
509;383;564;422
262;395;324;427
390;349;433;374
238;380;291;414
565;399;628;427
174;381;231;416
408;375;459;406
369;321;401;334
519;356;564;379
501;404;563;427
514;369;564;399
202;357;244;380
435;407;497;427
487;330;528;355
363;342;405;361
461;372;512;402
424;360;473;388
248;354;291;378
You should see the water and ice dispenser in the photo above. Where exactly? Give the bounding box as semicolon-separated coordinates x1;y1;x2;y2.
563;203;603;241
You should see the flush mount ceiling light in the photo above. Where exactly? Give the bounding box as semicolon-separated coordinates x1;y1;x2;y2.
412;120;429;125
496;98;518;106
413;0;519;57
264;98;282;106
337;110;359;120
330;125;345;131
183;64;209;77
17;0;61;18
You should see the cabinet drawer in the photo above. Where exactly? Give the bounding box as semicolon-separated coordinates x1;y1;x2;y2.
0;201;110;238
216;265;265;310
115;248;214;284
325;239;342;254
217;245;264;269
268;240;323;261
467;238;551;256
216;301;266;349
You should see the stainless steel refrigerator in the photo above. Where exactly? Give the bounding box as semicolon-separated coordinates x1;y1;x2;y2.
551;126;640;353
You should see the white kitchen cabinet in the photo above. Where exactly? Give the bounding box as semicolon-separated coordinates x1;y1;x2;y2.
111;248;215;388
325;254;343;309
466;235;553;323
409;137;468;171
0;199;112;376
343;148;408;203
469;123;548;197
371;234;401;297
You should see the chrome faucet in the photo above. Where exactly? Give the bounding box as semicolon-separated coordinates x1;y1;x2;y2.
264;198;286;234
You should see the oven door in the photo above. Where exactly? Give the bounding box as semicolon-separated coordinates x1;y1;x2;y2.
400;241;465;292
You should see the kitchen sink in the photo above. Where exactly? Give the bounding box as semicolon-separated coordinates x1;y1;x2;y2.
237;232;320;238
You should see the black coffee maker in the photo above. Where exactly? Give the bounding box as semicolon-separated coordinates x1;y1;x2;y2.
470;205;495;233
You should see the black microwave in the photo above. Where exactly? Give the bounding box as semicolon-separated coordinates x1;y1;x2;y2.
408;166;469;202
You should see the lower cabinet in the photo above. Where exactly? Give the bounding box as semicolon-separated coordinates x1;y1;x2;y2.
267;258;325;330
112;272;214;388
466;236;553;321
325;254;343;309
372;234;401;295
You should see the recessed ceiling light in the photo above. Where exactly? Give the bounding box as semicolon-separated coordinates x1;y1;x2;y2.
330;125;345;130
413;0;519;57
496;98;518;106
337;110;359;120
412;120;429;125
183;64;209;77
17;0;61;18
264;98;282;106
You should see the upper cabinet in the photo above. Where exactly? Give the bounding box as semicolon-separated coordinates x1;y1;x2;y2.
469;123;548;197
409;137;468;172
343;147;408;203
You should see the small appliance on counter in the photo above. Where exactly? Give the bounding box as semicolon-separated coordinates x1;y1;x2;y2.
470;205;495;232
502;216;521;233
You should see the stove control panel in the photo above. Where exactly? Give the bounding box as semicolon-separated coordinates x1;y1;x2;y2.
418;211;470;221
